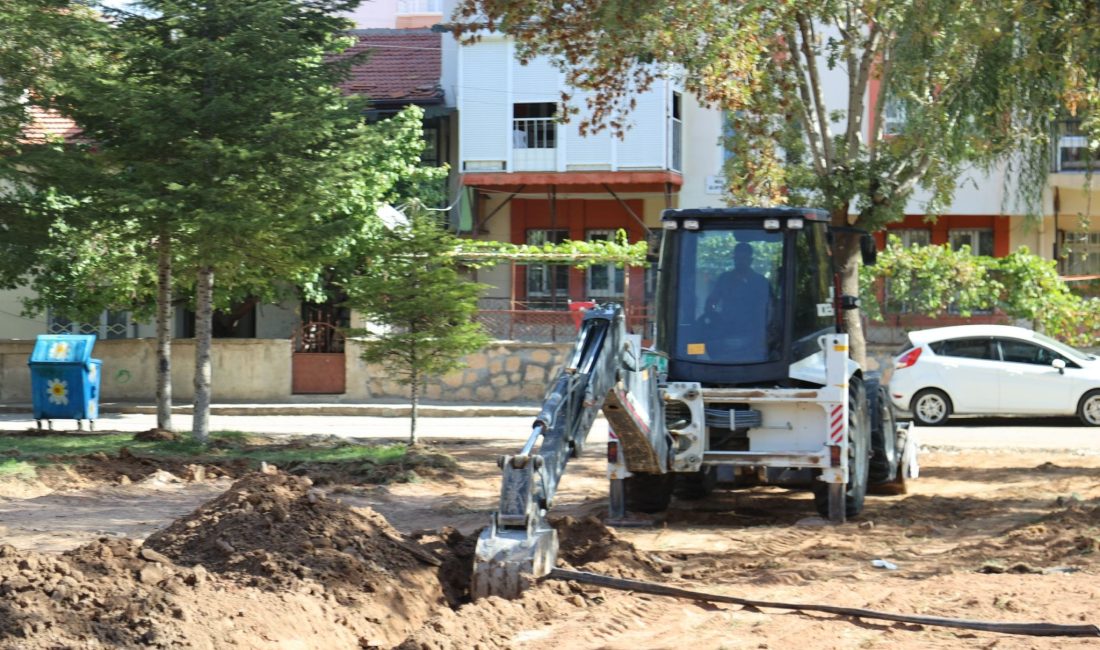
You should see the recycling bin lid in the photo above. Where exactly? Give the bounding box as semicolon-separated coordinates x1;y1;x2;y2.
29;334;97;364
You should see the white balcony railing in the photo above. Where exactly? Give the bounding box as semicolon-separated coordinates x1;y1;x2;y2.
512;117;557;171
1054;119;1099;172
396;0;442;14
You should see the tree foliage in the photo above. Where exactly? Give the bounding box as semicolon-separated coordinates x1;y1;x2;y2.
346;205;490;444
862;237;1100;347
8;0;437;440
453;229;648;268
449;0;1100;364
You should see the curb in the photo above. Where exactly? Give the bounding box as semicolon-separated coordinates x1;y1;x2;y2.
0;403;541;418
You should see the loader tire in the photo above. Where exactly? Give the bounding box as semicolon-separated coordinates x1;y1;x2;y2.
674;467;717;500
624;473;674;514
866;376;898;485
813;377;870;519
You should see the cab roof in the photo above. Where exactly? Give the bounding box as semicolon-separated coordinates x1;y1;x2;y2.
661;207;830;222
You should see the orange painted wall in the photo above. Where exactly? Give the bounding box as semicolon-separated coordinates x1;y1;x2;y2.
873;215;1011;257
510;198;648;306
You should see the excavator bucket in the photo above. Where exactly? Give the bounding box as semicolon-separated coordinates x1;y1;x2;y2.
471;518;558;599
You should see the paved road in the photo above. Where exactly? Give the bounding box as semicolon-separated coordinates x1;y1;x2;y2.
1;411;1096;451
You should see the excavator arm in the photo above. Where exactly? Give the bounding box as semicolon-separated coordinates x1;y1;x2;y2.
471;304;632;599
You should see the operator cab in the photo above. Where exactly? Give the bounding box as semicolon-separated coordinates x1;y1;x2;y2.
655;207;837;387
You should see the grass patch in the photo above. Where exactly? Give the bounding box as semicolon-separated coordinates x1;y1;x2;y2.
0;458;37;479
0;430;451;484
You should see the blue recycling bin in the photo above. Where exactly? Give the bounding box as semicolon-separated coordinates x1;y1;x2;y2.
28;334;102;430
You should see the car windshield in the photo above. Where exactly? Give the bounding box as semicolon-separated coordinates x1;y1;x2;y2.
1031;331;1092;361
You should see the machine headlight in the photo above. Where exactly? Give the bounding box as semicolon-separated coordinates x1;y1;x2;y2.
788;218;804;229
683;219;700;230
763;218;781;230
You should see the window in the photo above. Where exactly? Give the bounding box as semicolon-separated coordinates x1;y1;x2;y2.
1062;231;1100;275
585;230;625;299
883;98;906;135
949;229;993;256
513;103;557;149
929;337;994;360
895;229;930;248
48;310;131;339
526;229;569;306
997;339;1064;366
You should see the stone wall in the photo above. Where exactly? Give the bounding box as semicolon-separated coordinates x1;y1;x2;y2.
0;338;570;405
351;341;569;404
0;336;899;405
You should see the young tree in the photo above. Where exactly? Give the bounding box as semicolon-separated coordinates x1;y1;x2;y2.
32;0;431;442
346;204;490;445
450;0;1099;366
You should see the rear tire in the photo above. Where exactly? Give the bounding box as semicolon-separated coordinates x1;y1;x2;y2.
911;388;951;426
624;473;674;513
867;378;898;484
814;378;870;519
674;467;717;500
1077;389;1100;426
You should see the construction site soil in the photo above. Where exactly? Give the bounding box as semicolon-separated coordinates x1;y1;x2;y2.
1;435;1098;649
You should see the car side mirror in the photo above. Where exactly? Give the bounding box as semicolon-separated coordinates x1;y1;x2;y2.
1053;358;1066;374
860;233;878;266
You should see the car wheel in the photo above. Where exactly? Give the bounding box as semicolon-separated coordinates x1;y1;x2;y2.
1077;389;1100;426
911;389;951;426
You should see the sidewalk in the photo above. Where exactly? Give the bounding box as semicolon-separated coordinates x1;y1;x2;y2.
0;401;541;418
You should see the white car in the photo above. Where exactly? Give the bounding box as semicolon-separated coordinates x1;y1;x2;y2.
889;324;1100;426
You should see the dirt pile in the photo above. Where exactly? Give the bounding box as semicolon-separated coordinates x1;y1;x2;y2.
555;515;663;578
144;472;447;635
0;471;457;649
0;537;216;648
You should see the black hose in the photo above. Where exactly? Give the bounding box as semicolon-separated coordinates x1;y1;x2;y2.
547;568;1100;638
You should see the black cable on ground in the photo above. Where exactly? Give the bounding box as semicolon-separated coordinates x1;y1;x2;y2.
547;568;1100;638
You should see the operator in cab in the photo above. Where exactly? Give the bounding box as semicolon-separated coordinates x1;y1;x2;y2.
702;241;774;361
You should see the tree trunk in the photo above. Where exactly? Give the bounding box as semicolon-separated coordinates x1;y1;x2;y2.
834;230;867;369
192;266;215;443
409;368;419;446
155;230;173;432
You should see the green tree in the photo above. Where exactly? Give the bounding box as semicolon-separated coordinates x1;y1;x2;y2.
28;0;432;442
346;204;490;445
450;0;1099;366
0;1;103;291
861;237;1100;347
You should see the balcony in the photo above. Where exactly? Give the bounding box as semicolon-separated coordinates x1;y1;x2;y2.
1052;119;1099;173
512;117;557;171
395;0;441;28
396;0;442;13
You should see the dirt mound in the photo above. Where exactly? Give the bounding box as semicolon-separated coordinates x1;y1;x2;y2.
0;538;214;648
145;472;446;634
554;515;662;579
133;428;180;442
996;501;1100;563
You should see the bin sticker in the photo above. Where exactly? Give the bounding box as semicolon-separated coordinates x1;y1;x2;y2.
46;379;69;405
88;364;97;383
686;343;706;355
47;341;72;361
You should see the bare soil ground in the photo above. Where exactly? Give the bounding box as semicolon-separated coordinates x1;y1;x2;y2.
1;436;1098;649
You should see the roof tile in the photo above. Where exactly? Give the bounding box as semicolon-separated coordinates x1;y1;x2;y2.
339;29;442;104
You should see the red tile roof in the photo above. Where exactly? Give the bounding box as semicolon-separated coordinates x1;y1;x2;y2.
21;106;83;144
339;29;442;104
